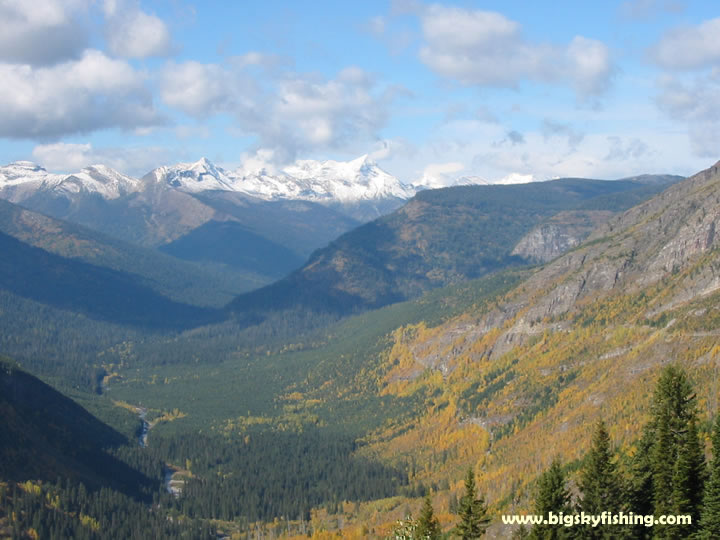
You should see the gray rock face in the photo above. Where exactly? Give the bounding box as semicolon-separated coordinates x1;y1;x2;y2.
421;161;720;362
511;211;615;263
488;161;720;358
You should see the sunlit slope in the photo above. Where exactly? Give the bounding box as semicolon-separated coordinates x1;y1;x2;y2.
353;160;720;516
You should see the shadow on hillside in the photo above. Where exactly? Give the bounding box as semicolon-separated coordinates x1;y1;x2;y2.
0;232;224;330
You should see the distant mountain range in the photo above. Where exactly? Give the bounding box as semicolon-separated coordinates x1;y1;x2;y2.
228;174;684;323
0;155;420;216
0;158;373;284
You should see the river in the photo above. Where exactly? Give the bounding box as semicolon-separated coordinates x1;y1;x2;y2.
134;407;181;496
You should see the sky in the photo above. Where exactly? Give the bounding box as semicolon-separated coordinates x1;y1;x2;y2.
1;0;719;185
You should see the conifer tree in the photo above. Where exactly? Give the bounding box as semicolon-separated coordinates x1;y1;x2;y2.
453;467;490;539
628;424;654;519
576;420;628;539
698;415;720;538
529;458;571;540
416;493;441;539
648;366;701;539
672;415;704;531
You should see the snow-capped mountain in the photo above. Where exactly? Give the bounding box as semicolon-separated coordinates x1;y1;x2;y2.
493;172;537;185
279;154;415;202
143;157;237;193
0;156;547;212
0;161;141;203
143;155;415;204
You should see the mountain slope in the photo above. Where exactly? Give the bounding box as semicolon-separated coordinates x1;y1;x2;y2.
0;230;220;329
0;161;362;281
228;176;682;320
337;160;720;530
0;357;150;493
0;198;268;306
0;161;141;203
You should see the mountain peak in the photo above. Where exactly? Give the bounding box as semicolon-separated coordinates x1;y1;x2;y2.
10;161;46;172
349;153;373;168
192;157;215;169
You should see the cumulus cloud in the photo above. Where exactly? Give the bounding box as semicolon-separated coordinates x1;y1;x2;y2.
159;61;243;116
652;17;720;70
368;138;417;161
417;161;465;187
417;5;614;97
159;60;395;164
0;0;91;65
103;0;173;58
656;73;720;157
32;141;171;175
0;50;164;139
567;36;614;95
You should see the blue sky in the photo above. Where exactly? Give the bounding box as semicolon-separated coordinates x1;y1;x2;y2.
1;0;719;184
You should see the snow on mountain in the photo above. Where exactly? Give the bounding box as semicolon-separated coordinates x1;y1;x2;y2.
493;172;537;185
3;155;531;208
279;155;415;202
143;157;237;193
0;161;141;202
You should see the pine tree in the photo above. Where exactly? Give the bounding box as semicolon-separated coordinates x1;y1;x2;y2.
698;415;720;538
416;493;441;539
648;365;701;539
672;415;704;531
529;458;571;540
453;467;490;539
576;420;628;539
627;424;655;540
628;423;654;516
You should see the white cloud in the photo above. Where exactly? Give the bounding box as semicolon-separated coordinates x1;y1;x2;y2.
107;13;172;58
235;148;280;176
159;60;394;164
417;5;614;97
567;36;614;95
32;141;170;175
417;161;465;187
656;73;720;157
0;0;91;65
159;61;241;116
368;138;417;161
0;50;163;138
652;17;720;70
104;0;173;58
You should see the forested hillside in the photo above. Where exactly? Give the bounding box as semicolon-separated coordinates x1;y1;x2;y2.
0;198;266;306
228;176;680;321
4;164;718;538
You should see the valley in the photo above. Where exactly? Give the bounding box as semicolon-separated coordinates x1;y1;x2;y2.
2;155;717;537
5;4;720;538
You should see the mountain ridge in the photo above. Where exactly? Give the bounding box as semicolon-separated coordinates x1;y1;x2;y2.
227;175;684;325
